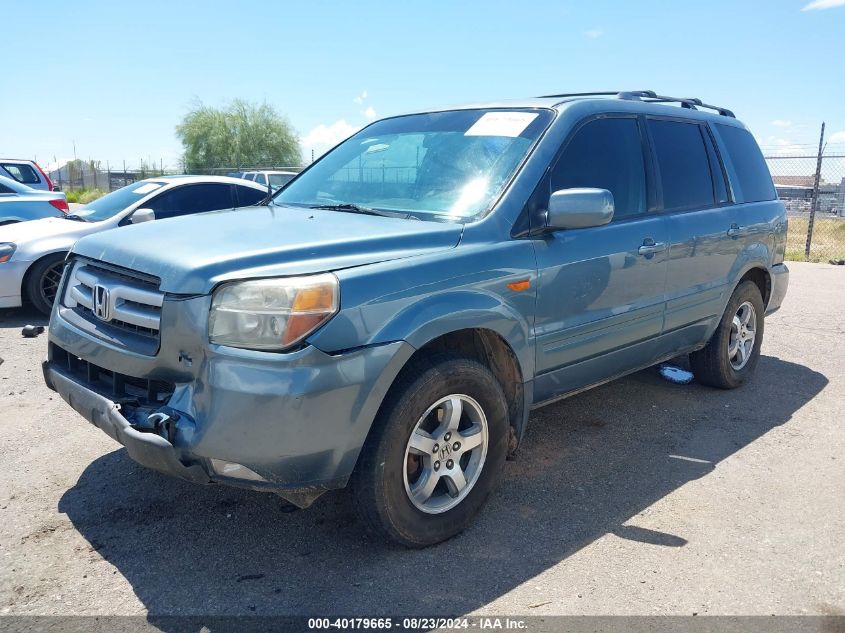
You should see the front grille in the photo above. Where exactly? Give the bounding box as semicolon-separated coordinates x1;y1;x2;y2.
50;343;174;406
60;258;164;355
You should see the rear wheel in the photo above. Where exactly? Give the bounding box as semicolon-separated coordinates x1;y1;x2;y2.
352;355;509;547
25;252;68;315
690;280;765;389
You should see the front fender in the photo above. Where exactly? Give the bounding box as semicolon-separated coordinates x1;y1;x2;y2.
307;241;539;382
371;289;534;380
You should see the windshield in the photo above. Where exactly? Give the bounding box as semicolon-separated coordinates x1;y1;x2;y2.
73;181;166;222
275;109;552;221
269;173;295;188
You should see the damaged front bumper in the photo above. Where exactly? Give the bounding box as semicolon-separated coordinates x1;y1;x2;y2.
44;294;413;507
44;360;209;485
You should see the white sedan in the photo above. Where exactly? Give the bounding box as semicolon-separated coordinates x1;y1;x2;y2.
0;175;267;314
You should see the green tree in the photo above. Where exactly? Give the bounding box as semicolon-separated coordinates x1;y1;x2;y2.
176;99;301;171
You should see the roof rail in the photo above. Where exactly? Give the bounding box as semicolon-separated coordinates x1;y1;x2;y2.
618;91;735;118
537;91;629;99
538;90;735;118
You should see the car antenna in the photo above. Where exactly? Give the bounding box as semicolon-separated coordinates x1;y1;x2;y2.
260;174;274;205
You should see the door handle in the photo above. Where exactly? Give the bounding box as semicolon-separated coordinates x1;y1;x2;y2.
727;224;748;238
638;240;667;256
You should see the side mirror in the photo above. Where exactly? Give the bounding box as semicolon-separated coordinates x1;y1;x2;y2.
546;188;614;230
129;208;155;224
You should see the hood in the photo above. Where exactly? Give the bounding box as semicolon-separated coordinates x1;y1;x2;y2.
0;216;106;253
72;205;463;294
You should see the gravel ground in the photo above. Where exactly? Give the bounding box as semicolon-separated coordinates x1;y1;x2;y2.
0;262;843;617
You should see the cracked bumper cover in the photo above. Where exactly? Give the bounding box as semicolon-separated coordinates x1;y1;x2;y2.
44;297;414;504
44;361;210;484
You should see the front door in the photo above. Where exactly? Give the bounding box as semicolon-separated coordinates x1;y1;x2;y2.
533;116;668;403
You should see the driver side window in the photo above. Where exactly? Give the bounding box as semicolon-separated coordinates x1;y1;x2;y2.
550;117;647;220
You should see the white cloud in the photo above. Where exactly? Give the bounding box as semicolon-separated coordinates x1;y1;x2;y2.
828;131;845;143
771;119;792;127
352;90;368;105
301;119;360;159
765;137;805;155
801;0;845;10
584;28;604;39
362;106;377;120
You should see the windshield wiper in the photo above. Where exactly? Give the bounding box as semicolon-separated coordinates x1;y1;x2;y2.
61;214;90;222
307;203;411;219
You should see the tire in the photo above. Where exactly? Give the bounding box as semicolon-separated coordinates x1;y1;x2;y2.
25;252;68;315
352;354;509;547
690;280;765;389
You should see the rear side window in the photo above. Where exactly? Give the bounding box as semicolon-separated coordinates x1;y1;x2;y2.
551;117;647;220
1;163;40;184
648;120;714;211
716;124;776;203
146;183;234;220
236;185;266;206
254;173;267;185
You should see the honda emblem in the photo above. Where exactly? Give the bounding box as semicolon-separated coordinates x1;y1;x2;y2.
93;284;111;321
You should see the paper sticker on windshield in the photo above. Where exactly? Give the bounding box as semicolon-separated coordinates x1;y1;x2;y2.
133;183;163;195
465;112;538;138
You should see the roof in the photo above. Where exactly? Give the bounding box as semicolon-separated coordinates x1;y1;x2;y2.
399;91;745;127
145;174;267;189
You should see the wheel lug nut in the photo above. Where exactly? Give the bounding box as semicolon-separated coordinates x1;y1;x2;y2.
432;444;439;454
444;432;451;441
434;461;440;471
446;459;454;469
453;442;460;451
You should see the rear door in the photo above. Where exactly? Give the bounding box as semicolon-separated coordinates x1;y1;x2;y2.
532;115;669;402
649;117;748;351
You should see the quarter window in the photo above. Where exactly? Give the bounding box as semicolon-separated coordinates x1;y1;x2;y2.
550;117;647;220
1;163;40;185
716;124;776;203
648;120;715;211
236;185;266;206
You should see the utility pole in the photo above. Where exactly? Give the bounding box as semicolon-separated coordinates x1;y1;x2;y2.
805;122;825;260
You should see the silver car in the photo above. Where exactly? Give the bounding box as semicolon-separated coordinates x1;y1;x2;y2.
0;159;56;191
0;175;267;313
0;175;69;224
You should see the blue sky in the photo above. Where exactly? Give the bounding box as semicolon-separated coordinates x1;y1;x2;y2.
2;0;844;170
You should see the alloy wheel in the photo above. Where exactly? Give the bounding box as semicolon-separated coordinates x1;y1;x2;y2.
403;394;489;514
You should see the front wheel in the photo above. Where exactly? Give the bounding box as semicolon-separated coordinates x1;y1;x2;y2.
25;252;68;315
690;280;765;389
352;355;509;547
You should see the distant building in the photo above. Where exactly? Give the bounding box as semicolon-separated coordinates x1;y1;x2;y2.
773;175;817;187
48;161;139;191
775;178;845;217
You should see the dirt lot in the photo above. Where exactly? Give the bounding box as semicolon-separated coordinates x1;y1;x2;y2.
0;262;843;617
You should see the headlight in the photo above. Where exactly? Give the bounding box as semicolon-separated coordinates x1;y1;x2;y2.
209;273;339;351
0;243;16;263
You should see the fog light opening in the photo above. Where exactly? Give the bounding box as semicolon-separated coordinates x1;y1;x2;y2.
209;459;268;483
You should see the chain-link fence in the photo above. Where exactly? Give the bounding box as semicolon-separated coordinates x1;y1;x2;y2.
48;161;179;193
47;163;304;194
765;154;845;262
192;166;302;177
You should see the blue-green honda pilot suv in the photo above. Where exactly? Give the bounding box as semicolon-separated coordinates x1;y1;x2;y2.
43;91;788;546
